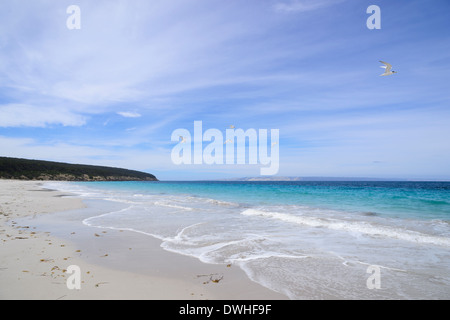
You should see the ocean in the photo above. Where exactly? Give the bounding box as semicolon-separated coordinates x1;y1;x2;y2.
43;180;450;299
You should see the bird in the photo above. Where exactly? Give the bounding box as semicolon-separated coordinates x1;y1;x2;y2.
229;125;235;129
179;136;187;143
379;61;397;76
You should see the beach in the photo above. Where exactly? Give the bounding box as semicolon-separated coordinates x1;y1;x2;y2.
2;179;449;300
0;180;287;300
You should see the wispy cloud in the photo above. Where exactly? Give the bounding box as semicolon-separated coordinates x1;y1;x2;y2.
117;111;141;118
273;0;341;13
0;0;289;126
0;103;86;127
1;0;450;179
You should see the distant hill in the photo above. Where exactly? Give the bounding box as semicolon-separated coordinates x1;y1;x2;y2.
0;157;158;181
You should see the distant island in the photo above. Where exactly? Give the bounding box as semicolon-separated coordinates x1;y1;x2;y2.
0;157;158;181
223;176;406;182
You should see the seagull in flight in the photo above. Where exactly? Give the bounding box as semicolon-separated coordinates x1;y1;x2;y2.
379;61;397;76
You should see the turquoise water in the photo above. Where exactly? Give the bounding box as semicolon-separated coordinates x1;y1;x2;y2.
75;180;450;220
45;180;450;299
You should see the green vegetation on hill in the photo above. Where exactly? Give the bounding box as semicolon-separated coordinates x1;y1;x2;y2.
0;157;158;181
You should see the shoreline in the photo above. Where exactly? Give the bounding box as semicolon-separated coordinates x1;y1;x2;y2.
0;180;288;300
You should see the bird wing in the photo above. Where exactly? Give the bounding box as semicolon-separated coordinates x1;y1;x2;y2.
379;61;392;72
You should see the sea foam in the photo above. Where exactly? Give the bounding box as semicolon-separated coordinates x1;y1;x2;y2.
240;208;450;246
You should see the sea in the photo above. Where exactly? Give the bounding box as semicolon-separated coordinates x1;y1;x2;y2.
42;180;450;299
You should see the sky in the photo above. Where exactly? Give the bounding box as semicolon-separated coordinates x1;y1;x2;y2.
1;0;450;180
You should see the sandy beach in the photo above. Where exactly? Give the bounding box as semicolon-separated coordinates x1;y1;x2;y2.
0;180;287;300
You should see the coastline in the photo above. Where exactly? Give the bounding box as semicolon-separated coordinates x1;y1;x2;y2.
0;180;287;300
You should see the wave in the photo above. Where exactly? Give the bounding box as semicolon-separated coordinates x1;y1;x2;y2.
241;208;450;247
154;201;194;211
82;206;134;227
153;196;238;211
205;198;238;207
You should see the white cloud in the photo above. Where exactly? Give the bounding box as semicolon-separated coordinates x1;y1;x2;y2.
117;111;142;118
0;104;86;128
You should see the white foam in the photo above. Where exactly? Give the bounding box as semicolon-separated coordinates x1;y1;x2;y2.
230;252;310;263
172;222;206;242
241;208;450;247
162;233;271;264
205;198;238;207
154;201;193;211
82;205;135;227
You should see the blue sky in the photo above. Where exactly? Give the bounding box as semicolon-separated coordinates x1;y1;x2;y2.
1;0;450;180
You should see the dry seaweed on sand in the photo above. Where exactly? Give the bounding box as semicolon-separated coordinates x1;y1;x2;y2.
196;273;224;284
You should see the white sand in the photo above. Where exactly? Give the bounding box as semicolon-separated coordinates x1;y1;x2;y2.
0;180;288;300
